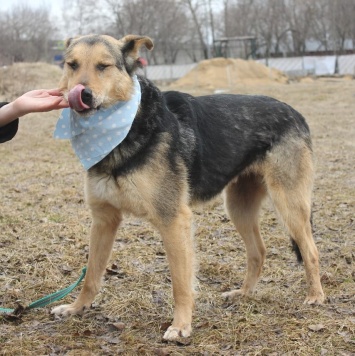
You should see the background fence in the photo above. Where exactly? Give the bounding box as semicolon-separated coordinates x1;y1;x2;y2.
141;54;355;82
139;63;197;82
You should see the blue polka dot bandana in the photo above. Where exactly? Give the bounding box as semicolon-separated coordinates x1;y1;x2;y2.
54;76;141;170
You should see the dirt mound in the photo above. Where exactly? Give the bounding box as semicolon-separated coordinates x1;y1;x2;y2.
0;62;63;101
171;57;288;90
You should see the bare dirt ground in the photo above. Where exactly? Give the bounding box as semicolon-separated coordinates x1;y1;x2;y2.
0;65;354;355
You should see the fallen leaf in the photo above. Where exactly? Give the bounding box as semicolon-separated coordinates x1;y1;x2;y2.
154;348;171;355
175;337;192;346
62;265;73;274
196;321;209;329
105;264;125;277
308;324;325;332
108;322;125;331
83;329;92;336
107;337;120;344
160;321;172;332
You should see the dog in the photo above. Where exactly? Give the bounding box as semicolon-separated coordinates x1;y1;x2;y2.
51;34;325;341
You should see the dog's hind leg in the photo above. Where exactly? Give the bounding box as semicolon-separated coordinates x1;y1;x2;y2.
264;144;324;304
222;173;268;302
155;204;196;341
52;203;122;316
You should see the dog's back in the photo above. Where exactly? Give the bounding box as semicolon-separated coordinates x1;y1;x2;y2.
163;89;311;202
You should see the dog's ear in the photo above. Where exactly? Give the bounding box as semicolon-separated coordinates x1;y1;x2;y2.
64;36;82;48
65;38;74;48
120;35;154;74
121;35;154;53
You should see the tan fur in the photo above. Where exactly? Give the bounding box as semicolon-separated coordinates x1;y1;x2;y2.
52;35;324;341
52;126;197;340
59;35;153;107
60;42;133;105
223;137;324;303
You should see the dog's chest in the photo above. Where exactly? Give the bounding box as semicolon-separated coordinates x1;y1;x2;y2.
85;172;158;220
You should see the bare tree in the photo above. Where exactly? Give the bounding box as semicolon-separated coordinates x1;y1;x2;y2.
103;0;190;64
330;0;355;52
254;0;289;58
223;0;257;38
62;0;106;36
2;0;354;67
181;0;210;59
284;0;316;55
0;4;55;64
309;0;332;51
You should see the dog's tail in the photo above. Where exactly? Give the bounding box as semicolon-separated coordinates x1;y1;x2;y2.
290;212;314;263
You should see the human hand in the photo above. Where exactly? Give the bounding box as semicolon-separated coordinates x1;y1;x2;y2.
0;89;69;128
12;89;69;117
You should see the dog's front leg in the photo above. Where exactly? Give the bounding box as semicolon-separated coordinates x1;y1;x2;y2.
156;205;196;341
52;204;122;316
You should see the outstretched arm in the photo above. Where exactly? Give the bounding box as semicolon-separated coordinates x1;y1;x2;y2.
0;89;69;128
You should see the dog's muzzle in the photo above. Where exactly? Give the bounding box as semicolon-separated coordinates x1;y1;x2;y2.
68;84;92;112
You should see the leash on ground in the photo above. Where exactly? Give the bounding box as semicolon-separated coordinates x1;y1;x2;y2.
0;267;86;315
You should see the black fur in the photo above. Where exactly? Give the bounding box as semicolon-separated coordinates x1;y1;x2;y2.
91;75;313;260
121;39;136;55
54;36;324;334
164;90;310;201
93;75;311;205
91;76;313;251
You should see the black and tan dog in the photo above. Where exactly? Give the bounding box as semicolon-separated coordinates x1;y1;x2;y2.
51;34;325;340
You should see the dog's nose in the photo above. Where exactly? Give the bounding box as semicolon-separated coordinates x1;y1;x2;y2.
81;87;93;106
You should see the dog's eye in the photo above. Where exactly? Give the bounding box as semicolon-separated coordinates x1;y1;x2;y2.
67;62;78;70
96;64;110;71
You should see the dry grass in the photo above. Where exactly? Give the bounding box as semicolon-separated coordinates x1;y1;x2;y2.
0;65;354;355
0;63;63;101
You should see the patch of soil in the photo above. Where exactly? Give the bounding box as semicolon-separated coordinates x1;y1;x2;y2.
171;57;288;91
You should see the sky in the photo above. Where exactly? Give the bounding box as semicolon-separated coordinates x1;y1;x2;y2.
1;0;64;16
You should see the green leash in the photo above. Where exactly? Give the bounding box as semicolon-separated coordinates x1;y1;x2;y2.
0;267;86;314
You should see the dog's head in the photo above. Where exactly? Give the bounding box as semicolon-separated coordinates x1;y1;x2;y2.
60;34;153;116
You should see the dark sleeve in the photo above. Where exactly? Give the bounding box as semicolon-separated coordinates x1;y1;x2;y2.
0;102;19;143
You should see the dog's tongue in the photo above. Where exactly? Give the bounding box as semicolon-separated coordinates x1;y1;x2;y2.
68;84;90;111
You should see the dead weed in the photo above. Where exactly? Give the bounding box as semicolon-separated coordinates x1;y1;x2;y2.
0;64;354;355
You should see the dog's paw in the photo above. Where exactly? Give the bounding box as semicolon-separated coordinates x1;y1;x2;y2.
163;324;191;341
303;292;325;305
51;303;87;317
